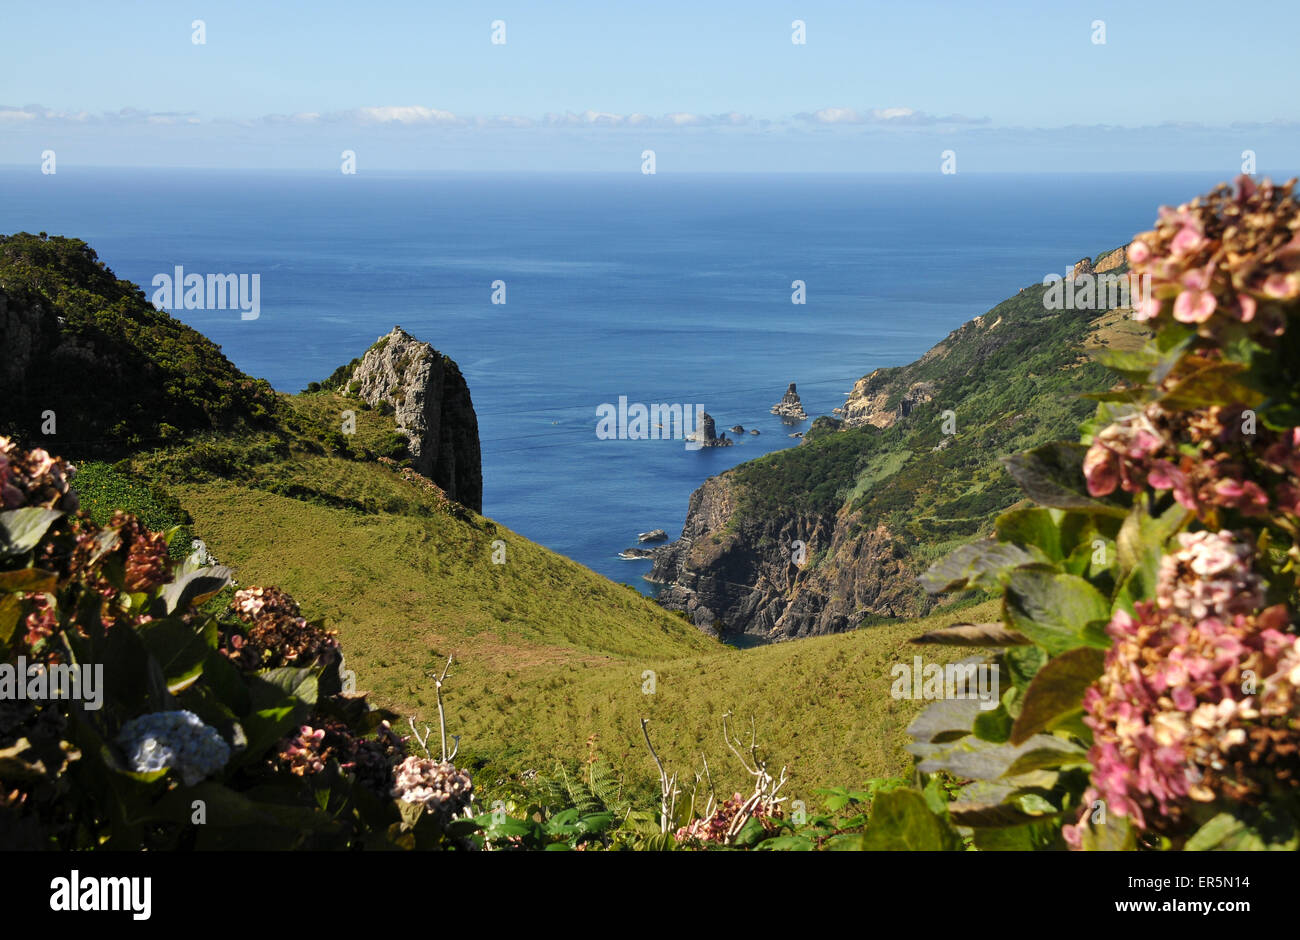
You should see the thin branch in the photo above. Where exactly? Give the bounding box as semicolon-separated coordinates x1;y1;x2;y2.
432;654;454;762
640;717;672;834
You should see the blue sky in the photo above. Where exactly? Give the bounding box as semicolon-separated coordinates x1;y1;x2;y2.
2;0;1297;171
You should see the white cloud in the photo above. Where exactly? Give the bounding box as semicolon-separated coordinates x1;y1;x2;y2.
799;106;988;126
354;105;462;125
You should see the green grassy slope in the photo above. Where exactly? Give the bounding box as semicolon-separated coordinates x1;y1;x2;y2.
18;231;1072;802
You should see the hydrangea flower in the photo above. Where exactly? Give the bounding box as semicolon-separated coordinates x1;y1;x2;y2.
1156;530;1264;622
1127;176;1300;336
116;709;230;786
0;436;77;511
1067;601;1299;844
391;756;472;818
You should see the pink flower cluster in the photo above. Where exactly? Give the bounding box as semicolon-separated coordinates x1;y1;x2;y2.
1156;530;1264;622
674;791;781;844
1068;597;1300;843
224;586;340;669
1128;176;1300;332
276;725;331;776
1083;402;1298;523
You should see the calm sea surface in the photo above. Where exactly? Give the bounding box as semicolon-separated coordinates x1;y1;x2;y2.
0;169;1234;590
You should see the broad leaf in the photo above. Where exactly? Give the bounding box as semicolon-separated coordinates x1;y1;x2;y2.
1009;646;1106;745
0;508;63;557
860;789;961;851
920;541;1041;595
1001;443;1127;517
1004;567;1111;656
912;622;1030;647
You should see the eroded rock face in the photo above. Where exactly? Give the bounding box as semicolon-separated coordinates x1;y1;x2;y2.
770;382;808;420
648;475;924;640
346;327;482;512
842;376;935;429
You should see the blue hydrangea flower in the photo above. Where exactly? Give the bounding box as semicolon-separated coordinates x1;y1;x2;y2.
116;709;230;786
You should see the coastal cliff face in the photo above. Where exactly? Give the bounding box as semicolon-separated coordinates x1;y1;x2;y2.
652;253;1137;642
346;327;483;513
650;473;917;639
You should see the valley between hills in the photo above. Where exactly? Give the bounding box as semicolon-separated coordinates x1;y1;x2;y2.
0;231;1139;802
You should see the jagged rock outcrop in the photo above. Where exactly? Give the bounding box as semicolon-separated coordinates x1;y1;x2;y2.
648;476;921;640
638;529;668;543
694;412;733;447
346;326;482;512
1071;243;1129;280
1070;256;1095;280
770;382;808;420
842;376;935;429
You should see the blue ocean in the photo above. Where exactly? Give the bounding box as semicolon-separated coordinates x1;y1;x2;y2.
0;169;1236;590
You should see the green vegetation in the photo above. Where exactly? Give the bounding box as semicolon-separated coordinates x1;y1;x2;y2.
0;233;276;456
733;280;1122;547
70;461;194;558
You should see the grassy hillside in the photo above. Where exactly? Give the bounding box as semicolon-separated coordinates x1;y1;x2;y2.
18;231;1064;807
129;432;999;798
140;409;988;796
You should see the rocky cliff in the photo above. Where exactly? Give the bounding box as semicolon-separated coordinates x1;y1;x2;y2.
651;254;1134;642
345;327;483;512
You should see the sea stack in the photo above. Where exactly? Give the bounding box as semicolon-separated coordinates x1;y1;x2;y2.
770;382;808;421
346;326;483;512
698;412;734;447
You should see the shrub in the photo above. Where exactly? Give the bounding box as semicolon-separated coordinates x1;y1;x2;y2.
894;177;1300;851
0;436;484;850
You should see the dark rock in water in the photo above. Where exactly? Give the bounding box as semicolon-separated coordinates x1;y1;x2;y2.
695;412;734;448
750;429;760;435
638;529;668;543
347;326;483;512
770;382;808;421
619;547;659;560
729;425;745;434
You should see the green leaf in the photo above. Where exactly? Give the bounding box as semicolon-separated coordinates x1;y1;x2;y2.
1004;567;1111;656
1001;443;1128;517
861;789;961;851
756;834;816;851
912;622;1030;647
1161;362;1263;411
137;616;217;693
1003;745;1090;776
947;801;1052;829
1009;646;1106;745
973;702;1013;743
160;564;235;614
0;508;63;557
905;696;984;760
920;541;1042;595
918;732;1080;781
1185;808;1300;851
995;507;1063;560
0;594;22;647
1089;346;1161;382
0;568;58;593
1117;499;1189;574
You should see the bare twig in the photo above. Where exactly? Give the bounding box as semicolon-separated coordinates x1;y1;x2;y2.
433;655;454;762
640;717;675;834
